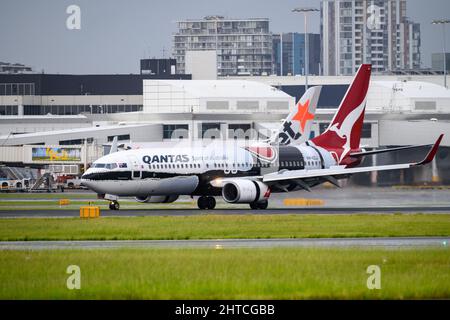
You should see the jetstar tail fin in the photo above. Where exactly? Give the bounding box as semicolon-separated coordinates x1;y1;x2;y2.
270;86;321;145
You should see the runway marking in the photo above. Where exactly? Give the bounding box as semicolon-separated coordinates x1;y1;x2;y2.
283;198;325;206
0;237;448;250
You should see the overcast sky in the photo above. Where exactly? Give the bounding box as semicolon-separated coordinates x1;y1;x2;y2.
1;0;449;74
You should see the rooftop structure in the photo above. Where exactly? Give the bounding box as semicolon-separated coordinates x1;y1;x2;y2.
143;80;294;113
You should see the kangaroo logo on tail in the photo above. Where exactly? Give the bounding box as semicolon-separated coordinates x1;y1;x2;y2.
327;101;366;162
310;64;371;164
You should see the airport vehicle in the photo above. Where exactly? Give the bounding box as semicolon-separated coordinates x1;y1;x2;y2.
81;64;443;210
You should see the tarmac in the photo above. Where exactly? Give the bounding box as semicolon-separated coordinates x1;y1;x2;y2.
0;237;448;250
1;187;450;217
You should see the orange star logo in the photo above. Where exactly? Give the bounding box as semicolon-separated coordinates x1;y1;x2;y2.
292;99;314;132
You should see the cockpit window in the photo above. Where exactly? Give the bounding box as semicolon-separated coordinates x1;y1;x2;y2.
93;163;117;169
106;163;117;170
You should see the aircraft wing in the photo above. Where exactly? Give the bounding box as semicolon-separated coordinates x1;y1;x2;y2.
263;134;443;184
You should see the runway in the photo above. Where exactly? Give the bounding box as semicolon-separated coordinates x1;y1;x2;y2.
1;206;450;218
0;237;448;250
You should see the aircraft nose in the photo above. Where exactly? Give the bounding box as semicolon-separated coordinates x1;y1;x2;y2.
80;169;95;187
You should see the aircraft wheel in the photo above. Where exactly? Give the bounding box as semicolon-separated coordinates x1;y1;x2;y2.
257;200;268;210
249;200;268;210
249;202;259;210
109;201;120;210
206;196;216;210
197;196;207;210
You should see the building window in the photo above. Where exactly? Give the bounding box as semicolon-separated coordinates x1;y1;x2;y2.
206;101;229;110
201;123;221;139
163;124;189;139
362;123;372;138
59;138;94;145
0;105;18;115
59;139;83;145
228;124;251;139
108;134;130;142
319;123;329;134
24;105;40;115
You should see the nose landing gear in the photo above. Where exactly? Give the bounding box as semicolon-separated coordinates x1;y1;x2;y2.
197;196;216;210
109;201;120;210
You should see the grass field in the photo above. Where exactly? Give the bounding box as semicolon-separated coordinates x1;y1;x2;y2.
0;248;448;299
0;214;449;241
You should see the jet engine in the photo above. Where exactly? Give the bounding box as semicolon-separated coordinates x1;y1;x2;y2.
222;179;269;203
134;195;179;203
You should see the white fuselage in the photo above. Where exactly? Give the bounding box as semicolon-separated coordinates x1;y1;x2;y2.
81;140;336;198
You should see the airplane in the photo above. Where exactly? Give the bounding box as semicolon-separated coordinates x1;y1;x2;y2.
81;64;443;210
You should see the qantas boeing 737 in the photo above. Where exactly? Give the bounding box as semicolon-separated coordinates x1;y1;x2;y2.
81;64;443;210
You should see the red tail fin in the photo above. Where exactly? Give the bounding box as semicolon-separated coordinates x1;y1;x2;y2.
310;64;371;164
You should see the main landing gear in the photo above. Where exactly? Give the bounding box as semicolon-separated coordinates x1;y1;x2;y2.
197;196;216;210
109;201;120;210
249;200;268;210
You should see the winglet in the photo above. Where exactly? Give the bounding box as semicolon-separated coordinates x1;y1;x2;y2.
415;134;443;166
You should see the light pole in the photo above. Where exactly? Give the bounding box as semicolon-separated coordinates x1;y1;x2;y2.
432;19;450;89
292;7;319;90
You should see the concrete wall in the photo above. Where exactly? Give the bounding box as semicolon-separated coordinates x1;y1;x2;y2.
185;50;217;80
379;120;450;146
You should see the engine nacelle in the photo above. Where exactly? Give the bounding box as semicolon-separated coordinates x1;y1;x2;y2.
134;195;179;203
222;180;270;203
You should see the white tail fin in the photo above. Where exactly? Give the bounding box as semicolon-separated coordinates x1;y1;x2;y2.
109;136;118;154
270;86;321;145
